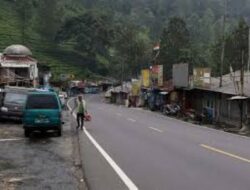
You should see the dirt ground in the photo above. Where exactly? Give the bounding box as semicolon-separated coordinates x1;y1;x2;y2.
0;111;86;190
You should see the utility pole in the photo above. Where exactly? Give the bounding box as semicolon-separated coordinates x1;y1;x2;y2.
239;50;245;129
220;0;227;87
121;59;124;91
248;28;250;73
241;51;245;96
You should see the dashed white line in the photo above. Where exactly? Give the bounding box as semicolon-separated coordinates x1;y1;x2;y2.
0;138;24;142
127;118;136;122
67;98;139;190
149;127;163;133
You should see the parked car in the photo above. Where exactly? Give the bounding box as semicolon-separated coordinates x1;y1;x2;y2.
23;91;63;137
58;94;66;107
0;86;33;120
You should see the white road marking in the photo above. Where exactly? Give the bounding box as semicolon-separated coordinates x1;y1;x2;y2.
201;144;250;163
149;127;163;133
67;98;139;190
0;138;24;142
127;118;136;123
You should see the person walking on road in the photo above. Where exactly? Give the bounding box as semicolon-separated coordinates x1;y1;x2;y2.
71;95;87;130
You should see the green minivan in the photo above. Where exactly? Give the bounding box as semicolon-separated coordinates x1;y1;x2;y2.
23;91;63;137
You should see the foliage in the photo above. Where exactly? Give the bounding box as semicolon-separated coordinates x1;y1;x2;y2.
57;11;113;56
1;0;250;80
16;0;34;43
159;17;190;79
36;0;62;42
56;11;114;75
111;22;151;79
211;18;249;75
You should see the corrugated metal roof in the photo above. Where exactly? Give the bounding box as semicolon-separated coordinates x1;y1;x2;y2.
195;71;250;97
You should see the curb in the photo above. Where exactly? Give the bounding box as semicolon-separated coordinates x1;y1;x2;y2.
68;98;89;190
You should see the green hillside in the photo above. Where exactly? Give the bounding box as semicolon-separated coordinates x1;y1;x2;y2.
1;0;250;81
0;0;90;81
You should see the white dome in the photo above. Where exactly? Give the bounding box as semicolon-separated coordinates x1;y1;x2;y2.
3;44;32;56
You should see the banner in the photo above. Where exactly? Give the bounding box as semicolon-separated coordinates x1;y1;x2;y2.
193;68;211;88
132;81;140;96
173;63;189;88
158;65;163;87
141;69;150;87
150;65;164;87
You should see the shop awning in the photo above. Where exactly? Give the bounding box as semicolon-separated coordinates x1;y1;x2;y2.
1;62;30;68
228;96;248;100
160;91;168;95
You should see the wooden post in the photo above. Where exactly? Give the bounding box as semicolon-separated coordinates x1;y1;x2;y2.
239;51;245;129
220;0;227;88
241;51;244;96
248;28;250;73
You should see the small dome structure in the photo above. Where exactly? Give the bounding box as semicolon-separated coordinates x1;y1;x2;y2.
3;44;32;56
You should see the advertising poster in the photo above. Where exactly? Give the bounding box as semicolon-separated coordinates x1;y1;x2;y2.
151;65;164;87
158;65;163;87
141;69;150;87
132;81;140;96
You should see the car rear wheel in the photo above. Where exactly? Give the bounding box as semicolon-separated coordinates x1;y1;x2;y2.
24;129;31;137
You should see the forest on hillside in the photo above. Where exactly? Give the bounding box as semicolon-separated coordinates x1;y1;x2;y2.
1;0;250;80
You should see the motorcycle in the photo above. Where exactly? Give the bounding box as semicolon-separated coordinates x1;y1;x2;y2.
163;104;181;116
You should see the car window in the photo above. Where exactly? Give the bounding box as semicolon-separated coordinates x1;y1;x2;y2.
4;93;27;105
26;94;59;109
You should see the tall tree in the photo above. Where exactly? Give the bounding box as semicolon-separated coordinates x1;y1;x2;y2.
16;0;34;43
211;18;249;76
56;11;114;75
36;0;62;41
159;17;190;79
111;22;151;79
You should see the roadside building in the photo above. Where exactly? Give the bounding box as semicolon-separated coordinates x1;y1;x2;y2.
68;80;85;96
0;45;38;87
110;83;131;105
191;71;250;127
172;64;250;127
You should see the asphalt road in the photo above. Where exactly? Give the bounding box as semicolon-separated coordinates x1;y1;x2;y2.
69;94;250;190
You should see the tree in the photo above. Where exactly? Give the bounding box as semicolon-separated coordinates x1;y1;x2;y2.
211;18;249;76
16;0;34;43
159;17;190;79
111;22;151;79
36;0;62;41
56;11;114;75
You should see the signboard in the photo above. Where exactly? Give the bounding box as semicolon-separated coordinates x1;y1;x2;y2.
193;68;211;88
150;65;164;87
158;65;163;86
173;63;189;88
141;69;150;87
131;80;140;96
